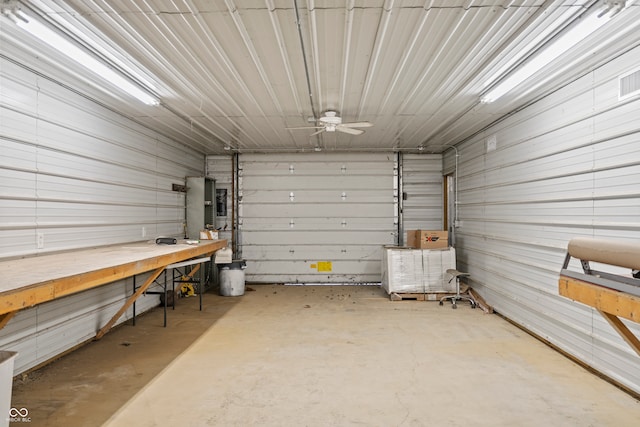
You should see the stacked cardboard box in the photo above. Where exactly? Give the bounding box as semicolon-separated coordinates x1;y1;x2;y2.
406;230;448;249
381;246;456;294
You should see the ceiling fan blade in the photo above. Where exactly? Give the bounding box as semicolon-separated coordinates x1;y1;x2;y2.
286;126;323;130
336;126;364;135
340;121;373;128
310;128;326;136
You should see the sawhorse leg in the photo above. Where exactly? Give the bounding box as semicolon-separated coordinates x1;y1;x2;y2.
96;267;164;340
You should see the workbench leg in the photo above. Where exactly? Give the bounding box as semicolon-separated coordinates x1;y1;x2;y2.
171;269;176;311
199;262;203;311
132;275;136;326
598;310;640;358
96;267;165;340
163;270;168;327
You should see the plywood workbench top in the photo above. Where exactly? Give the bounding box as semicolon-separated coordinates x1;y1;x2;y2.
0;239;227;315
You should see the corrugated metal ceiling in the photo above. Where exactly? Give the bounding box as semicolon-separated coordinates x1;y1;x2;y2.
7;0;640;154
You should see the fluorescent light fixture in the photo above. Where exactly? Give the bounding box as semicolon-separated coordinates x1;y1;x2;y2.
481;6;581;94
14;12;158;105
481;9;613;103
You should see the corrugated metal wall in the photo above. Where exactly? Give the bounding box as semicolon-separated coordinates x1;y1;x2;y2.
0;49;204;374
400;153;443;245
450;45;640;394
209;153;445;281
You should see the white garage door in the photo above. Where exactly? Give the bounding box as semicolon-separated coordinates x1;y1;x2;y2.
239;152;397;283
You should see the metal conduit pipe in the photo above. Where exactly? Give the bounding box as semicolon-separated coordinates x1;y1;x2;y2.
293;0;318;120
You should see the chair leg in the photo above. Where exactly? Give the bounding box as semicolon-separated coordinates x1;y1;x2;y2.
439;277;476;309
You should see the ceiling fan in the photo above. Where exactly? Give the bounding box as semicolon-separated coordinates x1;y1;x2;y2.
287;111;373;136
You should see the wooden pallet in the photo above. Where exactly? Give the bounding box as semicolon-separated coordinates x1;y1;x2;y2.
388;292;451;301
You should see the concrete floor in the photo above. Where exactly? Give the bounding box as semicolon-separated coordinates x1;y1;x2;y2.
11;284;640;426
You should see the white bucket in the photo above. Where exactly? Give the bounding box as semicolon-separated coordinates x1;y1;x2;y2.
0;351;18;427
219;260;246;296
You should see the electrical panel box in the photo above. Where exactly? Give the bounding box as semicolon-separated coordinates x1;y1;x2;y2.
186;176;215;240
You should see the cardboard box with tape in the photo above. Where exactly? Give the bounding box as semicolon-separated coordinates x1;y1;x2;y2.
406;230;448;249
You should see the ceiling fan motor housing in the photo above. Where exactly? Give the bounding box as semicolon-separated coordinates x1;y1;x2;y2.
319;111;341;132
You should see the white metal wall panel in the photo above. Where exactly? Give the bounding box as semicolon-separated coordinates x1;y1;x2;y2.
239;153;397;283
400;154;443;245
0;274;162;374
451;44;640;394
0;50;203;374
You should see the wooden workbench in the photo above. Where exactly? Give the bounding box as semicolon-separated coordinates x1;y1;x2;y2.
559;275;640;358
0;239;227;337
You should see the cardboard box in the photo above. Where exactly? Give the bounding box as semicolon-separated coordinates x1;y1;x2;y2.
199;230;219;240
406;230;448;249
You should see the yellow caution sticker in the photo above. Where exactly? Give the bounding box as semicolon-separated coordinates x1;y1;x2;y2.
317;261;332;272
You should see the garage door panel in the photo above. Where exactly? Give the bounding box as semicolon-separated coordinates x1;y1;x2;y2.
240;175;393;190
248;255;382;276
241;217;396;231
241;189;393;204
241;160;396;176
240;152;397;283
241;167;392;177
241;230;395;245
241;203;395;218
242;245;384;261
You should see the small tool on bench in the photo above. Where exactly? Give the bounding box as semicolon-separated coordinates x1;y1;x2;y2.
155;237;177;245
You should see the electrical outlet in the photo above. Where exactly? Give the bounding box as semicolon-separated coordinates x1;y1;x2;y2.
142;227;147;238
37;232;45;249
